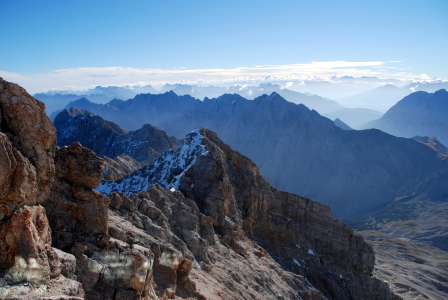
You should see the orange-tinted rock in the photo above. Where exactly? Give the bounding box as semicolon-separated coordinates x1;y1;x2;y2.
55;142;104;189
46;144;109;250
0;78;55;287
0;133;38;206
0;78;56;204
0;205;51;283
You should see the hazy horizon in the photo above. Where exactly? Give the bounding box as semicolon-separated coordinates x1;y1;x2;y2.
1;0;447;100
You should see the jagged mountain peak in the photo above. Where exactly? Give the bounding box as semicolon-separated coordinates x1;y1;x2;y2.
255;91;284;102
54;108;181;166
106;98;125;107
65;106;94;117
54;107;128;140
96;128;208;194
52;107;95;126
334;118;353;130
75;96;93;103
95;125;400;299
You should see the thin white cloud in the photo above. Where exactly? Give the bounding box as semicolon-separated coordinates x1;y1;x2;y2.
0;61;431;94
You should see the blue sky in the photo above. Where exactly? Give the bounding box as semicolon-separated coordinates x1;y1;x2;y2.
1;0;447;92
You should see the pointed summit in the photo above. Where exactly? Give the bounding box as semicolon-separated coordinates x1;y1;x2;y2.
96;128;207;194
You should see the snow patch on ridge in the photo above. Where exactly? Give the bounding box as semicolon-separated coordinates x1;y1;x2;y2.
96;128;207;195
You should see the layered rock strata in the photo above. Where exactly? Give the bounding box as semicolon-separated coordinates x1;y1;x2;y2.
102;155;144;181
99;128;400;300
0;78;83;298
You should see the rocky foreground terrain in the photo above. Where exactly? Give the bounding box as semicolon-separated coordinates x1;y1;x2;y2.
0;77;399;299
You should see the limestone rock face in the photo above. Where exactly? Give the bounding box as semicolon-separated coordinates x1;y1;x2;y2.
47;143;109;250
55;142;104;189
0;78;56;285
183;128;397;300
105;187;322;300
0;132;38;205
99;128;399;300
102;155;143;181
0;78;56;204
0;78;83;299
0;205;51;283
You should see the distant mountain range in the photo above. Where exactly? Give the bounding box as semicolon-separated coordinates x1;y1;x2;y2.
337;84;409;112
336;82;448;113
362;89;448;146
34;85;158;114
38;83;385;128
57;92;448;217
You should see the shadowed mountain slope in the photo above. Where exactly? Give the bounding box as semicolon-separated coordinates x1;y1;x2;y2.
62;92;448;217
96;127;400;300
54;107;181;165
362;89;448;146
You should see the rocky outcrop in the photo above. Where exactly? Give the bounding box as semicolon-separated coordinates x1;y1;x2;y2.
46;142;109;249
44;141;162;299
54;107;180;165
0;78;56;204
0;78;82;298
99;128;399;300
0;78;53;283
102;155;143;181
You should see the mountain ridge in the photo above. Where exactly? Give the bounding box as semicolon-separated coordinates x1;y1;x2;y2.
62;92;448;217
362;89;448;146
97;126;400;299
54;107;181;165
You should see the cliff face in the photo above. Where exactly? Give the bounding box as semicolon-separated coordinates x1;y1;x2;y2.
0;78;84;298
99;128;399;300
0;78;55;279
0;78;399;299
102;155;144;181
